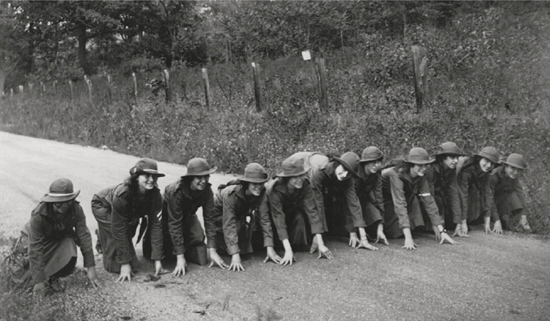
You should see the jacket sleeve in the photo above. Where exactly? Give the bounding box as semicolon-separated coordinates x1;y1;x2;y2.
204;188;219;249
258;194;274;248
514;179;527;210
302;184;325;235
372;175;385;216
28;214;47;285
418;177;443;227
344;178;366;228
308;170;328;232
147;191;164;260
268;188;289;241
165;187;186;255
485;173;497;221
458;169;471;222
74;204;95;268
222;192;241;255
388;171;410;229
110;194;134;264
446;172;462;224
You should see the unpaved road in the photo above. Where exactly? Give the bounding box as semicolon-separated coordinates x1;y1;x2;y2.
1;131;549;321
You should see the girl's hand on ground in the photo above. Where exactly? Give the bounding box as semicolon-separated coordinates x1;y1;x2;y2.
439;233;458;245
228;254;245;272
116;264;133;282
355;239;378;251
279;250;295;266
263;247;282;264
86;266;100;288
492;220;503;235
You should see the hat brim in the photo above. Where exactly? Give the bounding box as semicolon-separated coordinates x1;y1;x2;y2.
404;157;436;165
434;151;465;156
276;168;309;178
502;161;525;170
333;157;359;178
475;153;500;164
181;167;217;177
132;167;166;177
239;176;270;184
359;156;383;163
42;190;80;203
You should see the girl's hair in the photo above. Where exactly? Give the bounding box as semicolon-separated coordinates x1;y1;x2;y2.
124;173;154;216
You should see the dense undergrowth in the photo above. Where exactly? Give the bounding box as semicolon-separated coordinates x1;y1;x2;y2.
0;4;549;234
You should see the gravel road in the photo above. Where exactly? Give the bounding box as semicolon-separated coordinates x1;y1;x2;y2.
1;131;549;321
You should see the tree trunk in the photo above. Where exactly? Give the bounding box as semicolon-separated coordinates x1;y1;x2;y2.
76;21;89;74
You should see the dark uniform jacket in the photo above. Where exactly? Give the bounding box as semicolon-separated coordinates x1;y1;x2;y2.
487;166;526;221
95;183;164;263
381;166;442;229
457;158;492;221
265;177;324;241
210;184;274;255
28;201;95;284
355;166;385;215
164;179;213;255
425;162;461;224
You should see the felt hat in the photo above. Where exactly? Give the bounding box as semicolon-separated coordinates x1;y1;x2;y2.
503;153;526;170
239;163;270;183
42;178;80;203
404;147;435;165
360;146;384;163
276;156;308;178
182;158;217;177
333;152;360;178
434;142;465;156
475;147;500;164
129;158;165;177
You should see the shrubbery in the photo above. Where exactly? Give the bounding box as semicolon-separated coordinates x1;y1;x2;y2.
1;4;549;234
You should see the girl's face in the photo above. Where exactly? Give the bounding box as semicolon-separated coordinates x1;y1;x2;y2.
363;160;382;175
287;174;306;190
479;158;494;173
190;175;210;191
53;200;73;214
247;182;264;196
138;174;157;193
504;165;521;179
335;165;349;181
442;156;459;170
410;164;430;178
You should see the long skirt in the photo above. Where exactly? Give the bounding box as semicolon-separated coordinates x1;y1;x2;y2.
467;185;487;224
383;196;426;239
91;194;140;273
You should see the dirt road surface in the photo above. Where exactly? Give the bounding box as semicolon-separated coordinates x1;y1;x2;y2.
1;131;549;321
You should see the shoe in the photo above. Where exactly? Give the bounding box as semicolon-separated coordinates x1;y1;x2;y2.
48;278;65;293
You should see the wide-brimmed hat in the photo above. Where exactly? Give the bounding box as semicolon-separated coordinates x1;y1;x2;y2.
404;147;435;165
239;163;270;183
129;158;165;177
42;178;80;203
277;156;308;178
475;147;500;164
503;153;526;170
333;152;360;178
434;142;465;156
360;146;384;163
182;158;217;177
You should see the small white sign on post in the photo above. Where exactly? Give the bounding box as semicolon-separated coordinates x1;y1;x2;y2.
301;50;311;61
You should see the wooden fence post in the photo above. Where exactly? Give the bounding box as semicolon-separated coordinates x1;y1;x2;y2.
84;75;93;104
18;85;23;95
53;80;58;94
163;69;171;103
68;80;74;103
411;45;428;112
201;68;210;109
316;58;328;112
40;81;45;96
132;72;138;108
106;74;113;104
29;83;34;96
251;62;263;112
